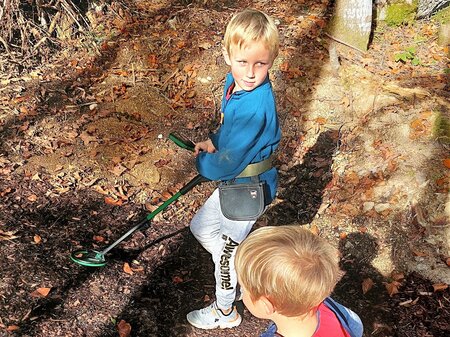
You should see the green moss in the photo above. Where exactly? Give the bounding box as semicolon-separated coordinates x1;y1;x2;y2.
385;2;417;26
433;111;450;143
432;6;450;24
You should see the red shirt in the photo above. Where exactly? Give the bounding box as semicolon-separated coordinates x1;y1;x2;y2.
263;303;351;337
314;303;351;337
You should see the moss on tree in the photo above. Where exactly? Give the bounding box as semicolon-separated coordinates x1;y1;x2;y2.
432;6;450;24
433;111;450;143
385;1;418;26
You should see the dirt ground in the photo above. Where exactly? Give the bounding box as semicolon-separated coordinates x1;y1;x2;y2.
0;0;449;336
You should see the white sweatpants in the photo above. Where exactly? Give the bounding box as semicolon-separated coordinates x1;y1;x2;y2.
190;188;256;310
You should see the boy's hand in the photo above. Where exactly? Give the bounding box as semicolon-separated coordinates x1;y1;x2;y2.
194;139;216;156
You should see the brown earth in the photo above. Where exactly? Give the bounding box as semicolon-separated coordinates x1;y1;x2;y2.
0;1;449;336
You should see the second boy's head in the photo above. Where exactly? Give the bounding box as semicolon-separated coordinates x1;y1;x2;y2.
222;9;279;92
235;226;343;319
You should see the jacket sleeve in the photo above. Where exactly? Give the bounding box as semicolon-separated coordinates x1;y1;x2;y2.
196;105;266;181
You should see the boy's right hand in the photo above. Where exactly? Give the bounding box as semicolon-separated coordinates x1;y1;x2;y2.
194;139;216;156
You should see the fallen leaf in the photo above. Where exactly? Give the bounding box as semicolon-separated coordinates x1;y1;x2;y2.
432;283;448;292
112;156;123;164
172;275;183;284
340;203;359;216
198;42;212;49
123;263;133;275
0;187;12;196
384;281;401;297
435;177;448;188
154;159;170;168
105;197;123;206
110;164;127;177
19;121;29;131
115;70;129;77
90;149;99;158
6;325;20;331
279;61;289;72
339;232;347;240
344;171;360;185
30;287;51;298
124;159;137;170
148;54;157;68
362;278;374;294
93;235;105;242
161;191;172;201
13;96;27;104
309;224;320;235
443;159;450;169
186;90;196;98
27;194;38;202
79;131;98;145
391;271;405;281
117;319;132;337
33;235;42;244
412;249;428;257
31;173;42;181
358;226;368;233
441;256;450;267
93;185;109;195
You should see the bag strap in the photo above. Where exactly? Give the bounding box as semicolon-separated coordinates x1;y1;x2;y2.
236;157;272;178
324;297;360;337
324;298;349;326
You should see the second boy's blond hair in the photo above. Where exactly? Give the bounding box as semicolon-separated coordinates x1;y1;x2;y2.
223;9;279;59
235;226;343;316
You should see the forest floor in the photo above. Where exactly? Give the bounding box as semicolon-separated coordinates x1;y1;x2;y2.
0;0;449;336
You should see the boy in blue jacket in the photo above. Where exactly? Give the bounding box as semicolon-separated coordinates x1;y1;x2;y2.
186;9;281;330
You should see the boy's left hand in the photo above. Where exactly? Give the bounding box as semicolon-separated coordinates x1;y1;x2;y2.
194;139;216;156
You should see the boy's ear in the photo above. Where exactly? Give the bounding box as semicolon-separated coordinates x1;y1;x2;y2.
222;46;232;66
259;296;275;315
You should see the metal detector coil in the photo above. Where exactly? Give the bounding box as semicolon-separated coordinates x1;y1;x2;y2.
70;133;207;267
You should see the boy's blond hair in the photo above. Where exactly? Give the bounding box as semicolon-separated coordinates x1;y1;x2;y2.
235;226;343;317
223;9;279;60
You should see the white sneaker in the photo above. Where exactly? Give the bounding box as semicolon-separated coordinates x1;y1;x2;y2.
186;301;242;329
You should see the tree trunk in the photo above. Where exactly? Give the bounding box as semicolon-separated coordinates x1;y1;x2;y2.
417;0;450;18
327;0;373;52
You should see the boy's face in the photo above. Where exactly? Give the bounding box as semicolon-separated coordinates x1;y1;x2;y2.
223;41;274;92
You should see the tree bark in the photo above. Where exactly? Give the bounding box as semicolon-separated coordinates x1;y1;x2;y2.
327;0;373;52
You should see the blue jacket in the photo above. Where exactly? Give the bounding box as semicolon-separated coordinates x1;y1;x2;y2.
196;73;281;202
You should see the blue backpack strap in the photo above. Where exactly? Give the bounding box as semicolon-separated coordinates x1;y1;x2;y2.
324;297;364;337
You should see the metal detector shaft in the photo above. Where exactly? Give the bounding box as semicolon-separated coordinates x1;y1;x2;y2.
168;133;195;152
99;174;206;256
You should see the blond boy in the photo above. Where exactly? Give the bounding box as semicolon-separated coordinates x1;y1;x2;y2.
235;226;364;337
186;9;281;329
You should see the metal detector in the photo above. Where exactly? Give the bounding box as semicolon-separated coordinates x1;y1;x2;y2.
70;133;205;267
